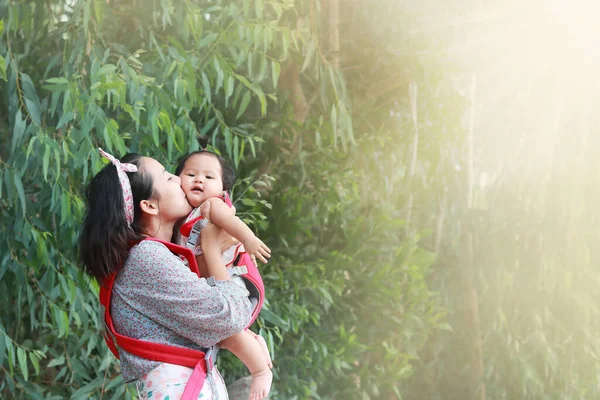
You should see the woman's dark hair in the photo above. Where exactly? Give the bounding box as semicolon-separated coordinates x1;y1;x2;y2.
78;153;154;281
175;137;236;192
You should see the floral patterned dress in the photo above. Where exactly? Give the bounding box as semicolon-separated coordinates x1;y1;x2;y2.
110;240;253;399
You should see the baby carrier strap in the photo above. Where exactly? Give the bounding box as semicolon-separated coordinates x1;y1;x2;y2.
179;203;266;327
233;252;265;326
99;238;217;398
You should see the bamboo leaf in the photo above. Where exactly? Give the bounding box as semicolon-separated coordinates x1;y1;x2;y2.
29;352;40;376
24;98;41;125
0;333;6;367
98;64;117;76
272;61;280;88
11;110;25;155
226;76;234;107
202;72;211;103
301;39;316;72
0;55;6;81
214;58;224;92
13;172;26;217
233;134;239;168
224;127;233;158
236;91;251;119
17;348;28;381
255;0;263;18
56;111;74;130
43;146;50;181
198;33;218;48
47;356;65;368
261;308;289;329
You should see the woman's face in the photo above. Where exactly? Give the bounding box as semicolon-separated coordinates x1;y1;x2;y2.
142;157;192;221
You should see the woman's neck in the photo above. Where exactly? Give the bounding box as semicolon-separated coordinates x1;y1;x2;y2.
142;218;175;243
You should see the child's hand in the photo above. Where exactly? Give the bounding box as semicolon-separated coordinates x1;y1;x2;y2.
243;235;271;264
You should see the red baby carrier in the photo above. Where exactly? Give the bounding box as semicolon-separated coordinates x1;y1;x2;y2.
99;234;264;398
178;195;265;325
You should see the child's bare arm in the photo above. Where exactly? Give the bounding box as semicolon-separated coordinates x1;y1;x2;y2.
206;198;271;263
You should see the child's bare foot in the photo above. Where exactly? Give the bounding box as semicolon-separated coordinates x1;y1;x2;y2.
253;333;273;369
249;368;272;400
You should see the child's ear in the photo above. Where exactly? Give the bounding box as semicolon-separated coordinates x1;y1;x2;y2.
140;199;159;216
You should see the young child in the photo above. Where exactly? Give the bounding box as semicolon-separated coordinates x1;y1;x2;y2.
175;148;273;400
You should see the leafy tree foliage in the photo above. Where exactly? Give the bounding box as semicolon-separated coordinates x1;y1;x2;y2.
0;0;457;398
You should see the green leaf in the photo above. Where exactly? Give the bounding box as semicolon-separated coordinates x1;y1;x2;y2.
46;77;69;85
43;146;50;181
13;172;26;217
24;98;41;125
301;39;316;72
236;91;251;119
11;109;25;155
261;308;289;330
47;356;65;368
241;198;255;206
56;111;74;130
54;148;61;182
198;33;218;48
0;55;6;82
256;90;267;116
151;111;159;147
202;72;211;103
0;333;6;367
248;137;256;158
17;348;28;381
233;134;239;168
331;105;338;145
98;64;117;76
200;118;216;136
214;58;224;92
29;352;40;376
224;127;233;158
20;73;40;108
225;75;234;107
60;192;69;225
255;0;263;17
271;61;280;88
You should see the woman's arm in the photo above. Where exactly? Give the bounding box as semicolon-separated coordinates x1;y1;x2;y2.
114;240;253;348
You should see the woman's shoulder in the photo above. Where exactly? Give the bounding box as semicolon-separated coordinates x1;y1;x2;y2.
130;239;171;255
118;240;186;286
126;240;179;269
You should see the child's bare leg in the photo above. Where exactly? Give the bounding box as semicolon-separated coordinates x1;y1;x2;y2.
247;330;273;368
221;331;272;400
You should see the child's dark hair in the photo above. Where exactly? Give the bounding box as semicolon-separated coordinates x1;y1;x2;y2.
78;153;154;281
175;137;236;192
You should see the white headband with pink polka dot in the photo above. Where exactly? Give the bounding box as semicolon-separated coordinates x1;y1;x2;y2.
99;148;138;225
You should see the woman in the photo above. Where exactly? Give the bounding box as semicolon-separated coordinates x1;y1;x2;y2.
79;149;252;399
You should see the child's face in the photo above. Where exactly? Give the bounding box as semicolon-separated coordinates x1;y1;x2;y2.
179;153;224;208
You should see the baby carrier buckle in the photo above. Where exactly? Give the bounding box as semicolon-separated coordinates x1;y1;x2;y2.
204;345;220;373
228;265;248;277
187;218;208;251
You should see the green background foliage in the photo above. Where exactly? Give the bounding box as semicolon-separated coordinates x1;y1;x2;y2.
0;0;445;398
2;0;597;399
